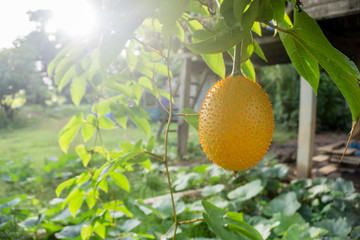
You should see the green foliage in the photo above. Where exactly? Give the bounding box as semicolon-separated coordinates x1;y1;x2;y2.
3;0;360;239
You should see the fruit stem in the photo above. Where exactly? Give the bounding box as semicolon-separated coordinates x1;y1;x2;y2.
232;43;241;76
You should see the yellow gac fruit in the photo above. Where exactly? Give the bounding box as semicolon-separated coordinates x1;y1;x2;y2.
199;75;274;172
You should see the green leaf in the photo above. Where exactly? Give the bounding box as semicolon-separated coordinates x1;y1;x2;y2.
75;144;91;167
234;0;251;22
93;221;106;239
202;200;262;240
138;76;153;91
240;32;254;63
314;218;351;237
221;0;239;29
98;116;115;129
282;224;312;240
241;59;255;81
124;197;146;220
126;47;137;72
18;215;45;228
186;27;244;54
202;184;225;197
56;178;76;197
70;75;86;106
269;0;286;24
263;192;301;216
182;108;199;131
126;107;151;137
242;0;260;31
58;65;76;91
58;113;83;153
99;31;128;68
228;179;265;201
201;53;226;78
279;31;320;93
146;136;155;152
55;223;82;239
110;172;130;192
272;212;306;235
111;103;127;128
82;115;96;142
334;177;355;195
68;191;84;217
159;0;190;41
81;224;93;240
285;10;360;122
252;22;262;36
253;40;267;62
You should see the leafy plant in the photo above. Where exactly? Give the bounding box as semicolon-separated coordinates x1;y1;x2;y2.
3;0;360;239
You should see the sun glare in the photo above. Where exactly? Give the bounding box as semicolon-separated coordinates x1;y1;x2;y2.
46;0;97;38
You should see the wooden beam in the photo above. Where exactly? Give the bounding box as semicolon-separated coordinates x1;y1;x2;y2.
296;77;317;178
177;59;192;159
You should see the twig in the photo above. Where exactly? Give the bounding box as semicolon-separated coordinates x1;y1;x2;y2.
178;218;204;225
161;222;176;240
257;19;290;33
162;36;179;240
143;150;164;162
174;113;199;117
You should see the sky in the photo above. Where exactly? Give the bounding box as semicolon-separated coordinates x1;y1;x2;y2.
0;0;96;49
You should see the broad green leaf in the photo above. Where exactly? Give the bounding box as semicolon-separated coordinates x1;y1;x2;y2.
110;172;130;192
186;27;244;54
126;47;137;72
263;192;301;216
70;75;86;106
53;44;85;85
58;65;76;91
159;0;190;41
334;178;355;195
240;32;254;63
182;108;199;131
272;213;306;235
234;0;251;22
201;184;225;197
201;53;226;78
119;219;141;232
228;179;265;201
241;59;255;81
269;0;286;24
76;172;91;186
152;197;186;219
221;0;239;29
69;191;84;217
314;218;351;237
91;100;111;116
56;178;76;197
75;145;91;167
111;103;127;128
98;116;115;129
58;113;83;153
286;10;360;122
252;22;262;36
253;40;267;62
54;223;82;239
173;172;201;191
85;189;98;209
18;215;44;228
82;115;96;142
146;136;155;152
282;224;312;240
202;200;262;240
279;31;320;93
81;224;93;240
99;31;128;68
138;76;153;91
242;0;260;31
124;197;146;220
126;107;151;137
93;222;106;239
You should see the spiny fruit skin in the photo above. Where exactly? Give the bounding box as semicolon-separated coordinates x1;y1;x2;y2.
199;75;274;172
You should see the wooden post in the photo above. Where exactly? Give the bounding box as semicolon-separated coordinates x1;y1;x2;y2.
296;76;317;178
177;59;191;159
